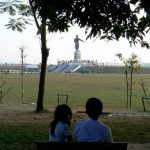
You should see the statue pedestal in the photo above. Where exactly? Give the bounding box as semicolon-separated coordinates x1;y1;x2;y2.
74;50;81;62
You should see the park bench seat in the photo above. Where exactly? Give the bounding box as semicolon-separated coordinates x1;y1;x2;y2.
35;141;128;150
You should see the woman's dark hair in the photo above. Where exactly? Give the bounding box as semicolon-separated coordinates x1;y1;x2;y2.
86;97;103;120
50;104;72;136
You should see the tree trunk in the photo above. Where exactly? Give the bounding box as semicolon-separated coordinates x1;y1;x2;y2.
125;70;129;110
36;21;49;112
129;66;133;109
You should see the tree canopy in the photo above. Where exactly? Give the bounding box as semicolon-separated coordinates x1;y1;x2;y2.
1;0;149;48
1;0;149;49
31;0;150;48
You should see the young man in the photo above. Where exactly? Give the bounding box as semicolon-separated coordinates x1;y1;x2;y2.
74;97;113;142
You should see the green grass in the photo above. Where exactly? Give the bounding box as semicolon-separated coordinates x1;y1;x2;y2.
1;73;150;112
0;123;47;150
0;73;150;150
0;123;47;144
110;123;150;142
0;115;150;150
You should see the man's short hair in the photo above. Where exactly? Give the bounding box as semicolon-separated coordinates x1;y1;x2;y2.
86;97;103;120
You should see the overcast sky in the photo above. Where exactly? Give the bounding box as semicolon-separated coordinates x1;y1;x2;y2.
0;14;150;65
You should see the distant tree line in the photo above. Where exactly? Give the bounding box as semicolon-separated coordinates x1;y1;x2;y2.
77;66;150;74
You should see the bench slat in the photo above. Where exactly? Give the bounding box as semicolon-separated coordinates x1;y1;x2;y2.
35;141;128;150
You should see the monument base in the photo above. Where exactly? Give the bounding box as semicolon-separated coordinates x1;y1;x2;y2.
74;50;81;62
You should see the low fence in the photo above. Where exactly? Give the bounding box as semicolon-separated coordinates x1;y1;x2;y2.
0;70;40;74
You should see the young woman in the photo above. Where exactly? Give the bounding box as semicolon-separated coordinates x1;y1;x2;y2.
49;104;72;142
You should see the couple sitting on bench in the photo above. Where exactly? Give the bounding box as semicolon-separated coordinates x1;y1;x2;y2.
36;98;127;150
49;97;113;142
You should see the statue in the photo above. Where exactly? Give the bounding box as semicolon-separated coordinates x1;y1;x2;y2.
74;35;84;50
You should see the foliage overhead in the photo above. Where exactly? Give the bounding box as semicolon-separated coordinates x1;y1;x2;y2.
30;0;74;32
0;0;32;32
30;0;150;48
1;0;149;48
130;0;150;17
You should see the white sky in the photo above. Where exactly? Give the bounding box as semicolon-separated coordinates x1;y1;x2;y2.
0;14;150;65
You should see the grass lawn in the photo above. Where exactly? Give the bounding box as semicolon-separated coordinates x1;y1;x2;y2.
0;105;150;150
0;73;150;149
1;73;150;112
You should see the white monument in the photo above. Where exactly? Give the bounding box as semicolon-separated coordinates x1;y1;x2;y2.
74;35;84;62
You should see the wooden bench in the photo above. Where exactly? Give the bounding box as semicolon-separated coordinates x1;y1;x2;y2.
35;141;128;150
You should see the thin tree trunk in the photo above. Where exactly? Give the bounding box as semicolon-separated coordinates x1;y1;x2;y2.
36;20;49;112
140;80;147;98
129;67;133;109
20;48;24;104
125;70;129;110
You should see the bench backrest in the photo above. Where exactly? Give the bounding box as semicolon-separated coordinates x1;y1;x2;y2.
35;141;128;150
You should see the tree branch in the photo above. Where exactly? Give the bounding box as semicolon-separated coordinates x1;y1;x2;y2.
28;0;40;30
